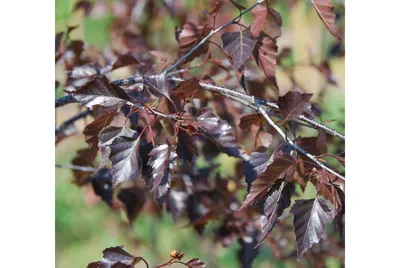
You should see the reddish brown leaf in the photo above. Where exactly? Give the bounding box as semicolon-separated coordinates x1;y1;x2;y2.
277;91;313;121
311;0;341;40
71;148;96;185
228;0;245;11
239;114;262;132
176;22;212;63
83;112;113;153
252;34;278;92
172;77;201;99
240;152;296;210
221;28;257;70
101;51;140;74
251;4;282;38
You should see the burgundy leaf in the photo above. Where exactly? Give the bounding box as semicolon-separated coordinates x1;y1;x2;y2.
240;152;295;210
291;197;334;260
186;258;207;268
252;34;278;91
118;188;146;224
83;112;113;154
98;126;137;169
311;0;341;40
90;168;113;207
87;246;136;268
176;22;212;63
197;107;241;157
221;28;257;70
256;182;295;247
228;0;245;11
109;133;142;186
172;77;201;99
68;76;130;110
177;130;197;163
251;4;282;38
69;63;103;79
243;152;270;190
142;74;171;100
55;32;63;54
277;91;313;121
239;114;261;132
147;143;177;203
101;51;140;74
71;148;95;185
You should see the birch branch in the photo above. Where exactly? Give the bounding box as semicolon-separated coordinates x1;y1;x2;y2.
111;75;345;139
256;104;345;180
164;0;264;74
55;164;97;172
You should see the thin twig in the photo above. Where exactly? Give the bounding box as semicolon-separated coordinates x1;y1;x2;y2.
109;75;345;139
55;164;96;172
136;257;150;268
55;109;91;136
164;0;264;74
55;95;79;107
256;105;345;180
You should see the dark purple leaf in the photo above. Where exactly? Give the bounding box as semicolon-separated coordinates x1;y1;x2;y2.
237;225;259;268
243;152;269;191
177;131;197;163
118;188;145;224
109;133;142;187
87;246;136;268
90;168;113;207
98;126;137;169
256;181;295;246
197;107;241;157
291;197;334;260
186;258;207;268
68;76;130;111
221;28;257;70
142;74;172;101
277;91;313;121
69;63;103;79
147;143;177;204
240;152;295;210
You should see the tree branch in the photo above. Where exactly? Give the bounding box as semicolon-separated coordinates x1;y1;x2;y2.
55;95;78;108
111;75;345;140
256;104;345;180
55;164;96;172
164;0;264;74
55;109;91;136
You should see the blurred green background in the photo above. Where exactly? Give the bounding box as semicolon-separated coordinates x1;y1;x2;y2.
55;0;344;267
